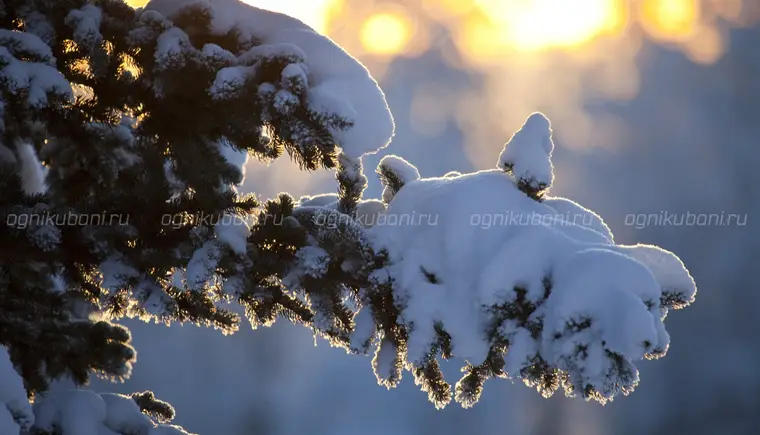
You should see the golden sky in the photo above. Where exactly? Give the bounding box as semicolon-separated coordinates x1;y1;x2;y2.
122;0;758;192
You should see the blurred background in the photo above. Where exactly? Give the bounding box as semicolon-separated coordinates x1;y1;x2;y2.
111;1;760;434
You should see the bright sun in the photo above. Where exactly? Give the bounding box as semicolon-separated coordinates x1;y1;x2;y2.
360;12;413;56
475;0;625;51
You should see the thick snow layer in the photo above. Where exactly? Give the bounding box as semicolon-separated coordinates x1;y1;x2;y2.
31;390;192;435
543;196;614;242
369;165;694;397
295;194;386;229
145;0;395;158
0;42;72;107
0;29;55;64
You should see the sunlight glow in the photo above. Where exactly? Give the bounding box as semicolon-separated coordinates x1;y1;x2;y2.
474;0;625;51
639;0;700;41
360;12;413;56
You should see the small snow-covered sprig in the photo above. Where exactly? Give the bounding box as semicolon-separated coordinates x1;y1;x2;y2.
377;155;420;204
498;112;555;200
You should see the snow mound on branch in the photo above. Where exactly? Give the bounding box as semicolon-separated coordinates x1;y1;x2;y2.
497;112;555;191
296;194;387;229
145;0;395;158
369;164;695;400
543;196;614;242
31;390;195;435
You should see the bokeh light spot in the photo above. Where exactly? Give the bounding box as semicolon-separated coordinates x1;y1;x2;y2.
640;0;700;41
360;11;413;56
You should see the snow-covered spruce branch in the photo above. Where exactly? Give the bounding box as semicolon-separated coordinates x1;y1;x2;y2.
288;114;696;409
0;0;695;433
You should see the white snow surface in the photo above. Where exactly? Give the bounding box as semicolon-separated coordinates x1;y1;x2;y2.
15;141;47;194
145;0;395;158
31;390;195;435
65;4;103;48
368;166;695;396
543;196;614;242
378;155;420;203
296;194;386;229
0;40;72;107
497;112;555;189
186;241;222;291
215;213;251;255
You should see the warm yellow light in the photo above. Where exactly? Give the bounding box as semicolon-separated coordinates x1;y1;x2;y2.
360;12;413;56
474;0;625;51
639;0;700;41
125;1;340;35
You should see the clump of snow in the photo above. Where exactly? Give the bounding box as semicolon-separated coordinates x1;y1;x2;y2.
31;390;194;435
0;29;55;64
15;141;46;194
282;245;330;289
154;27;193;70
0;43;73;107
186;241;222;291
281;62;308;94
378;155;420;184
99;255;140;293
163;159;185;196
100;393;154;434
295;192;385;229
372;338;402;387
497;112;555;192
350;308;376;353
65;4;103;49
215;213;250;255
209;65;254;100
145;0;395;158
377;155;420;203
201;43;236;64
297;193;339;208
272;89;299;115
